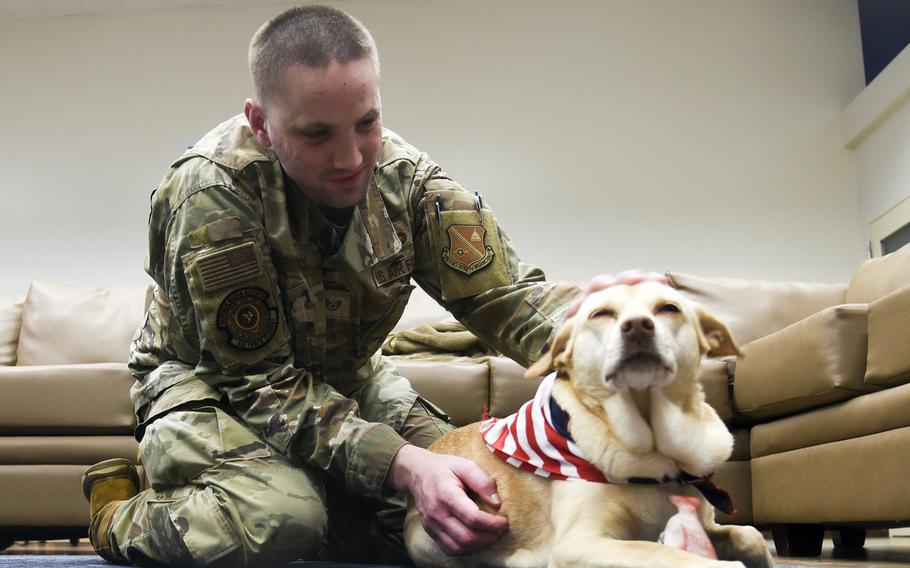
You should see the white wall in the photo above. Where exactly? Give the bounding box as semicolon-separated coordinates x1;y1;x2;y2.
845;44;910;244
0;0;866;293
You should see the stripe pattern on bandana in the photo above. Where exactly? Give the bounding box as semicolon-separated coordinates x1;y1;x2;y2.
479;373;613;482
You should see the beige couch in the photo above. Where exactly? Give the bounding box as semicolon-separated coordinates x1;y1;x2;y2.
0;281;150;548
1;243;907;557
669;241;910;556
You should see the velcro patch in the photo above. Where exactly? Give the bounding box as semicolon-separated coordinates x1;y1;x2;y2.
373;255;414;287
197;242;262;292
187;217;243;248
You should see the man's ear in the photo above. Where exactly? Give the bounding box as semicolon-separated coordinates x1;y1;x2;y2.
243;99;272;147
694;305;743;358
525;318;578;378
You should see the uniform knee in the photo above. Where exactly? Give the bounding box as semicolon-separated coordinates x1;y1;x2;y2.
213;485;327;566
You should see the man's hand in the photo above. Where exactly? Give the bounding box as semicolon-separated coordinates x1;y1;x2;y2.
565;269;669;318
388;444;508;556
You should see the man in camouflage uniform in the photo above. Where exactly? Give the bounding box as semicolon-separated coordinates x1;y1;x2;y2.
82;5;592;566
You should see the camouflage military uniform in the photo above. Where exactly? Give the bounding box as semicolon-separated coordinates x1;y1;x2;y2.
111;114;580;566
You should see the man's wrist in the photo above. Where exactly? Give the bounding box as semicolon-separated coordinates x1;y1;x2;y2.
387;443;422;493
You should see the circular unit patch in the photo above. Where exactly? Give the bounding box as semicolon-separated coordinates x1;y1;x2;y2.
216;287;278;350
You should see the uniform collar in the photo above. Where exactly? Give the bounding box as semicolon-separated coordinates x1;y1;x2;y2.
334;173;402;272
175;114;275;172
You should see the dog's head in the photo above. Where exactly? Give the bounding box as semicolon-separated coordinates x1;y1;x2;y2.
526;282;741;396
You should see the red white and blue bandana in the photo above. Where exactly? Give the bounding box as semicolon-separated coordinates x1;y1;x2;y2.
479;373;736;516
479;373;614;482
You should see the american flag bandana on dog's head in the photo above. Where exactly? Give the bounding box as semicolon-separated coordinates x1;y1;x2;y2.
479;373;736;516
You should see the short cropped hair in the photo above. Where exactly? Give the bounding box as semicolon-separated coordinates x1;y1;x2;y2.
249;5;379;104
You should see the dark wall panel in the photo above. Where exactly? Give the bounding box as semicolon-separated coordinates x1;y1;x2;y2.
859;0;910;84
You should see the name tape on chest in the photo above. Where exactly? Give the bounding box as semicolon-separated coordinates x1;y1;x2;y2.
373;255;414;287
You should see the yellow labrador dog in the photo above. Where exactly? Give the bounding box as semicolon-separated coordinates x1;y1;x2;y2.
404;282;773;568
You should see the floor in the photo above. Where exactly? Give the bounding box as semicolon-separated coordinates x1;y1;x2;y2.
3;536;910;566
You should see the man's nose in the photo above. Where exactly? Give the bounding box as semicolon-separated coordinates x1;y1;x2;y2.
620;316;655;336
333;132;363;171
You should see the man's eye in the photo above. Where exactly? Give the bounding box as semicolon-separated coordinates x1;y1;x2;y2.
657;304;680;314
357;118;377;130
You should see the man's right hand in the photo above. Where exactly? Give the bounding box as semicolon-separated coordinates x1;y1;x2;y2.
387;444;508;556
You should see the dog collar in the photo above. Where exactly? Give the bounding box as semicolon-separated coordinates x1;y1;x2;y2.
479;373;736;516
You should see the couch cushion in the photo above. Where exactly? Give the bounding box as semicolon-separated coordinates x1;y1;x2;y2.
16;281;151;365
0;435;138;465
489;357;541;418
733;304;878;421
0;363;136;433
0;293;24;365
846;242;910;304
713;461;752;525
392;359;488;426
667;272;847;346
751;427;910;525
865;284;910;388
699;359;733;423
751;381;910;458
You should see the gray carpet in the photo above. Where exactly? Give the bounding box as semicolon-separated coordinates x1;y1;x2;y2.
0;560;404;567
0;560;802;567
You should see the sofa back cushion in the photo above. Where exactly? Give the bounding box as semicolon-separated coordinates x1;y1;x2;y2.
846;242;910;304
16;281;152;366
667;272;847;346
0;294;25;366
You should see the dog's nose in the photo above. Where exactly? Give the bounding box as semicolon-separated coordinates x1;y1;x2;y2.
621;316;655;335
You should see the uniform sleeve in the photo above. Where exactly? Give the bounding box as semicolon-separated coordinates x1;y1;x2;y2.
407;158;582;368
161;184;406;498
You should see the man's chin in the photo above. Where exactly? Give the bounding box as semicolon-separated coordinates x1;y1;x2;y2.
322;185;368;210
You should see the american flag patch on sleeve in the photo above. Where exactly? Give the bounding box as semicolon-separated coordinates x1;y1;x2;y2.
196;242;262;292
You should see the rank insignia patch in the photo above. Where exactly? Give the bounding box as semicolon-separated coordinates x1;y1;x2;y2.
443;224;495;275
216;287;278;350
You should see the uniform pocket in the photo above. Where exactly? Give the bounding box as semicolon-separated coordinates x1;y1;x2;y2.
213;406;272;461
143;487;241;565
426;200;512;301
140;405;270;490
182;237;289;372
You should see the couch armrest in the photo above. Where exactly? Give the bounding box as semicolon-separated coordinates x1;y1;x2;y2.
0;363;135;433
732;304;878;422
866;284;910;388
391;359;489;427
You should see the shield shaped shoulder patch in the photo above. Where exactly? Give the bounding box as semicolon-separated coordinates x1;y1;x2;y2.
443;224;495;275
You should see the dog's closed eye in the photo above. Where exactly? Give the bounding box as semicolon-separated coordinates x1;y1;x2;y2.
656;303;681;315
590;308;616;320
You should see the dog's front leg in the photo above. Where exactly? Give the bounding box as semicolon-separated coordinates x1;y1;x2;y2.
548;533;746;568
706;524;774;568
650;388;732;475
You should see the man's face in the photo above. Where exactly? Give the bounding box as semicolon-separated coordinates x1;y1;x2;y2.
246;57;382;209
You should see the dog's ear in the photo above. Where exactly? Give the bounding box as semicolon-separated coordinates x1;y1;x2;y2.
695;305;743;358
525;317;578;378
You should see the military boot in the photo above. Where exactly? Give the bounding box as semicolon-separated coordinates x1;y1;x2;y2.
81;458;139;563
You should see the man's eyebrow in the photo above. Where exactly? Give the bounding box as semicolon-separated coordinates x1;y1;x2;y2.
294;122;331;132
358;109;380;120
293;110;379;132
